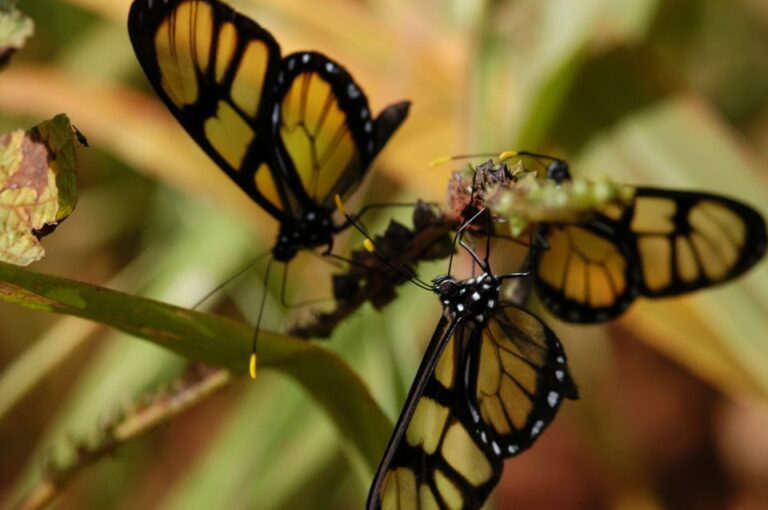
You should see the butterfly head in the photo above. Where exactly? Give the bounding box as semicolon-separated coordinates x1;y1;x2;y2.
433;273;500;323
546;158;571;184
273;209;334;262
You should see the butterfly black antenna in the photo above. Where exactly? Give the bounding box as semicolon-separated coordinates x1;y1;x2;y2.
430;150;565;168
191;249;272;310
499;150;563;164
451;207;534;282
249;257;274;379
428;152;501;167
334;196;433;291
484;206;492;268
499;150;571;183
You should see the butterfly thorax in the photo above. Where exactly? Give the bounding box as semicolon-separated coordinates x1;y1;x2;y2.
272;209;334;262
433;273;500;323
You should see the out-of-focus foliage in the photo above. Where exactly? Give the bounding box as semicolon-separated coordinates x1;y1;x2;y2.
0;1;767;509
0;2;33;68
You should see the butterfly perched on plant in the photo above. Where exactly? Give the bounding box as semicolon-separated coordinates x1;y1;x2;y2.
128;0;409;263
358;214;578;509
449;151;768;323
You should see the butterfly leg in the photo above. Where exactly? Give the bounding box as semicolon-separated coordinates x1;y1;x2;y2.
278;260;334;310
249;257;275;378
497;230;538;281
342;201;440;228
191;249;272;310
318;244;376;271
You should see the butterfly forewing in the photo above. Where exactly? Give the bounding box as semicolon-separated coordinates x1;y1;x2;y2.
128;0;284;217
370;319;500;510
536;187;767;322
368;307;577;510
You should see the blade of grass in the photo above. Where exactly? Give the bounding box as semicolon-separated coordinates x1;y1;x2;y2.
158;372;340;510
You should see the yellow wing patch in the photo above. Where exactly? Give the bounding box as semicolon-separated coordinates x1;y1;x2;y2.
418;483;441;510
441;422;494;486
379;467;449;510
232;41;270;116
406;398;450;455
215;20;237;82
203;101;255;169
433;469;464;510
253;163;282;211
381;468;417;510
154;1;211;106
630;196;676;234
433;336;455;389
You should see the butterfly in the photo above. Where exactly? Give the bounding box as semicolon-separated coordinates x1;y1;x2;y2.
365;225;578;509
453;152;768;323
128;0;410;263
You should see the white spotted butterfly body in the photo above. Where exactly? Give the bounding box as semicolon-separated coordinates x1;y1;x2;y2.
367;270;578;509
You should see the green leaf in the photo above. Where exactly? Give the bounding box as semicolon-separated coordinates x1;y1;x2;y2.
34;113;81;221
470;0;663;149
0;114;80;265
0;260;391;472
0;2;33;68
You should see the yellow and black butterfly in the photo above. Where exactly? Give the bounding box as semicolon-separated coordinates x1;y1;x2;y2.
128;0;409;262
458;152;767;323
528;155;768;322
366;234;578;509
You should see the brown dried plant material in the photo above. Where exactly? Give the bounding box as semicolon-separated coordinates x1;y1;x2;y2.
0;114;80;265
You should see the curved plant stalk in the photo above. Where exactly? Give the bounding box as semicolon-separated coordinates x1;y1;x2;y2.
0;261;392;478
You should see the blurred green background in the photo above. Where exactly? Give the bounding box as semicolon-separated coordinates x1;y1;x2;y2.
1;0;767;508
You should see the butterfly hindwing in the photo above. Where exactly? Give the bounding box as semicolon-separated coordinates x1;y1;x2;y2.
536;187;767;322
368;306;577;510
268;51;409;215
128;0;284;217
627;188;767;297
470;306;578;454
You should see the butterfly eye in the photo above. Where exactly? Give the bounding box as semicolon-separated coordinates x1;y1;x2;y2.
438;280;457;297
